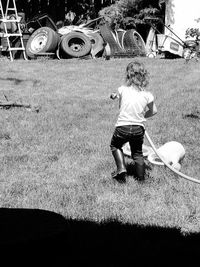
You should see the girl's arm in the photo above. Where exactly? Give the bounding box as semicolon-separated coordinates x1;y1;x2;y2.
110;93;121;109
144;101;157;118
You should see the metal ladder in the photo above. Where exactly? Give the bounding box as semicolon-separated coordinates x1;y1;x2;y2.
0;0;27;61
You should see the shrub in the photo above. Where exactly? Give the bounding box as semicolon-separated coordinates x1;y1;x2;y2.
99;0;161;30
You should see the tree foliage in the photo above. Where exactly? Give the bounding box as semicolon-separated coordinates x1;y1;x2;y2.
99;0;162;30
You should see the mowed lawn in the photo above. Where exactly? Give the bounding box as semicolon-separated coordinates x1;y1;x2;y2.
0;56;199;234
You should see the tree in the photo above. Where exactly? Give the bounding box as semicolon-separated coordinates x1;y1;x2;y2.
99;0;162;30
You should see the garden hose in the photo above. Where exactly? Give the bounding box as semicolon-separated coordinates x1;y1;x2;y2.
145;130;200;185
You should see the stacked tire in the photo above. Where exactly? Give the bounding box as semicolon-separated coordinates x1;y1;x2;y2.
58;31;92;58
25;27;60;59
87;32;105;58
24;25;146;60
57;31;105;59
114;29;126;49
99;24;125;57
123;29;146;56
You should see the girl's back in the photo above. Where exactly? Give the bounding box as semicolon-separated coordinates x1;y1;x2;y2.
116;85;154;127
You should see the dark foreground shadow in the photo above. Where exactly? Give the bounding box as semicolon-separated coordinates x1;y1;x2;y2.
0;208;200;266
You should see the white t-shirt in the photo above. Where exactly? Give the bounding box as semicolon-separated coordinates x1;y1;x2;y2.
115;85;154;128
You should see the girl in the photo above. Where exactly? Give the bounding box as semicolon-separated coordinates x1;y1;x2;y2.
110;61;157;182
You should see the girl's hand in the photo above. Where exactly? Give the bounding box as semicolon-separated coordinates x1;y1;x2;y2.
110;93;119;100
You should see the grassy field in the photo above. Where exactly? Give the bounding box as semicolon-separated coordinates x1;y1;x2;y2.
0;56;199;234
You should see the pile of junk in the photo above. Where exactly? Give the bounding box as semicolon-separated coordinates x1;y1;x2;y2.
0;13;199;61
0;13;148;60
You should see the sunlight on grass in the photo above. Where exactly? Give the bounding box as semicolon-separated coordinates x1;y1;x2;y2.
0;57;199;233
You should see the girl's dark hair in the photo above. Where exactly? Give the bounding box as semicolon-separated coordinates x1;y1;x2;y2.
125;61;149;89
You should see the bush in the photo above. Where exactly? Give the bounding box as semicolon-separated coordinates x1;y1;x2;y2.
99;0;161;30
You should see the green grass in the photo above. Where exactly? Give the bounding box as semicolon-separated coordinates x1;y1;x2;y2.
0;56;199;234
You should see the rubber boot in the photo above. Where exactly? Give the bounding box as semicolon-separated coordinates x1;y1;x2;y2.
134;162;145;181
112;149;127;182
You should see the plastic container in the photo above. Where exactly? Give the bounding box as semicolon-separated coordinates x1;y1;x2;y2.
147;141;185;171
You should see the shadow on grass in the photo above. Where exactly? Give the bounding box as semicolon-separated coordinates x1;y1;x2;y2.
0;77;40;86
0;208;200;266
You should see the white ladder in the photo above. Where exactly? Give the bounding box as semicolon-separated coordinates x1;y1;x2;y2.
0;0;27;61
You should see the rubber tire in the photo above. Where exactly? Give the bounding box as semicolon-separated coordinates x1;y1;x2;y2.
123;29;146;56
102;43;111;60
183;48;192;60
99;24;124;56
115;29;126;49
25;27;60;59
60;32;92;58
133;31;146;56
87;32;105;57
